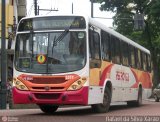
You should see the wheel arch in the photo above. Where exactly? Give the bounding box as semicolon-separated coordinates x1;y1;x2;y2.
103;79;112;96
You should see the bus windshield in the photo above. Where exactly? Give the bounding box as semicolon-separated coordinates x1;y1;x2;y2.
15;31;86;74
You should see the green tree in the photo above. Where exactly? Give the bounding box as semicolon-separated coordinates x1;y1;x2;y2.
96;0;160;87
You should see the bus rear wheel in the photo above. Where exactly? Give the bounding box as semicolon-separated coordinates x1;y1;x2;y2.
91;87;111;113
127;87;142;107
38;104;59;114
154;94;159;102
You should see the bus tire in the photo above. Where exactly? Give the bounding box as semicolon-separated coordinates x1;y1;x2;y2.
127;87;142;107
38;104;59;114
91;87;111;113
154;95;159;102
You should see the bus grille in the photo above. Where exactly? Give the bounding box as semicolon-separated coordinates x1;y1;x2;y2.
28;77;67;84
32;87;64;91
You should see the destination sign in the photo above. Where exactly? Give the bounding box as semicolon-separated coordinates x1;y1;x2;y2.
18;16;86;31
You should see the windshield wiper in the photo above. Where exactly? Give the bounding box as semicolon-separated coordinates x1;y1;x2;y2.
53;29;69;47
46;29;69;73
51;29;69;55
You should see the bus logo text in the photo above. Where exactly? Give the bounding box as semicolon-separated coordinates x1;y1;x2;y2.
116;71;129;82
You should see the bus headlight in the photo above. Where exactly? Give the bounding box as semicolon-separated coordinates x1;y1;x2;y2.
13;78;29;91
67;78;87;91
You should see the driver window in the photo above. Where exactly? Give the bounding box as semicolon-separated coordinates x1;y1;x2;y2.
89;25;101;68
89;29;101;60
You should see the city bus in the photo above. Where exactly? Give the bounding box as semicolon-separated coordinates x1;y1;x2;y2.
12;15;152;113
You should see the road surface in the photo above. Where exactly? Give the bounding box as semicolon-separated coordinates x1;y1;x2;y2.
0;99;160;122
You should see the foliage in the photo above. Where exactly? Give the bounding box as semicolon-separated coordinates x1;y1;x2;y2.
96;0;160;85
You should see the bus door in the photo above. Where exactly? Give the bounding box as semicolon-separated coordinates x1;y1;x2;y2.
89;25;101;86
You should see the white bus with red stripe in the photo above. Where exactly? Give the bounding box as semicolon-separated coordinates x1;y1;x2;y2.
13;15;152;113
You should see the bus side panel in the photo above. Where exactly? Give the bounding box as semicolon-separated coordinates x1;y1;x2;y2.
120;68;152;102
88;60;152;104
131;68;152;99
88;61;112;104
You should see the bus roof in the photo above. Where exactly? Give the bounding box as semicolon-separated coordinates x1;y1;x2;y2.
89;18;150;54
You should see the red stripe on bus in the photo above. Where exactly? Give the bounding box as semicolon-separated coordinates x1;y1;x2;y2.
99;64;113;86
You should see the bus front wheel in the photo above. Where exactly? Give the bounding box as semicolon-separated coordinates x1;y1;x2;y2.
38;104;59;114
91;87;111;113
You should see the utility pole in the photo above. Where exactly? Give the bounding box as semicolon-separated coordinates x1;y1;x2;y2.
35;0;58;15
34;0;38;15
0;0;7;109
72;2;74;14
90;0;97;17
90;0;94;18
38;6;40;15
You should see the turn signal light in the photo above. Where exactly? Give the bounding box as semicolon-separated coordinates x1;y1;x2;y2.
13;78;29;91
67;77;87;91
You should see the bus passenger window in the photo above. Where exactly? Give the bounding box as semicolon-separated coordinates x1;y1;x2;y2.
89;29;101;60
111;36;121;64
142;52;147;71
141;51;144;70
121;41;129;66
147;55;151;72
130;46;136;68
137;49;142;69
101;30;110;61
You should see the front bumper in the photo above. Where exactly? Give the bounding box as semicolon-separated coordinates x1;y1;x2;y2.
12;86;88;105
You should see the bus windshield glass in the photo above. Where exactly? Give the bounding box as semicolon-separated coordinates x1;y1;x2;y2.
15;31;86;74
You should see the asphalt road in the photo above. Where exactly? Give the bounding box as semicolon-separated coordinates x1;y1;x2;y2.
0;99;160;122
